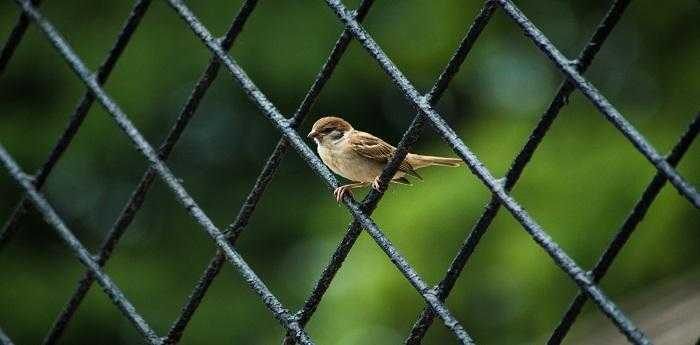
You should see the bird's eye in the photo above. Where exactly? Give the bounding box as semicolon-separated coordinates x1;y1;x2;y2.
322;128;334;134
329;130;343;140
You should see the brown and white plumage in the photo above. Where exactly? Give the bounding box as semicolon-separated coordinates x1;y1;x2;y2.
308;116;462;202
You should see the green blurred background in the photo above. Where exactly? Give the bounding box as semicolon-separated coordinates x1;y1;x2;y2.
1;0;699;344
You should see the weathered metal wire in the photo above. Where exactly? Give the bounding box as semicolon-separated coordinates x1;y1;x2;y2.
285;2;498;344
405;0;631;342
167;1;377;343
41;1;258;344
0;0;152;251
323;0;653;343
547;112;700;344
0;0;41;76
0;327;15;345
1;0;696;343
10;0;313;343
0;145;161;344
166;1;474;343
495;0;700;210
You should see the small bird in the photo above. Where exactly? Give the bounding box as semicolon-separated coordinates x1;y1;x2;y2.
308;116;463;202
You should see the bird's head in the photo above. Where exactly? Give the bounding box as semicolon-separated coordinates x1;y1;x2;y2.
307;116;353;145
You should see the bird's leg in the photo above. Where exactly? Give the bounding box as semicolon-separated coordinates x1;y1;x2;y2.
333;182;369;202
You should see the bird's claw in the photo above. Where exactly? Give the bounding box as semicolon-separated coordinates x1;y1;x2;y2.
333;186;352;203
371;177;381;191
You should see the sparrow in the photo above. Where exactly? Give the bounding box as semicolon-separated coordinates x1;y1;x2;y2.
307;116;463;202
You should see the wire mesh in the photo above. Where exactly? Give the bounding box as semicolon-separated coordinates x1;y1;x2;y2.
1;0;698;344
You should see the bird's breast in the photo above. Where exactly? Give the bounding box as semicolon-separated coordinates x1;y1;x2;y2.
317;144;348;175
317;144;384;183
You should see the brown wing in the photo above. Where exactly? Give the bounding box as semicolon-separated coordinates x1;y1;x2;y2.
349;131;422;179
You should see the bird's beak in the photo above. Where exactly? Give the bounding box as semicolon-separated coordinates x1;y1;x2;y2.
307;130;318;139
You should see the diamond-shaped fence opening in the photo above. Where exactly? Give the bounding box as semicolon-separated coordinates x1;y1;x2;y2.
1;0;699;344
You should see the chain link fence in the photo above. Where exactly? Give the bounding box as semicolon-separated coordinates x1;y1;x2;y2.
1;0;699;344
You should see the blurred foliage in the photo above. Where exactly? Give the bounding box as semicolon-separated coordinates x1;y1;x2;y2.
0;0;699;344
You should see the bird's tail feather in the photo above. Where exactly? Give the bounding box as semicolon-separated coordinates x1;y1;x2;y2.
411;154;463;167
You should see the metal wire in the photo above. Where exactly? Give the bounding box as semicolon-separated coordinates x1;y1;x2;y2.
0;0;151;251
169;1;376;343
166;0;474;343
1;0;697;344
41;1;258;344
495;0;700;209
547;112;700;344
324;0;654;343
0;327;14;345
0;0;41;76
9;0;313;343
285;2;498;344
0;145;161;344
406;0;631;342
